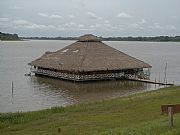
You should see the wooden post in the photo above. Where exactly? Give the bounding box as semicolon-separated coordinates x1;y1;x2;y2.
168;107;173;127
12;81;14;95
164;62;167;84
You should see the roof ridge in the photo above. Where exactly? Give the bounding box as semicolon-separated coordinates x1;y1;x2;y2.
79;34;101;42
78;41;89;71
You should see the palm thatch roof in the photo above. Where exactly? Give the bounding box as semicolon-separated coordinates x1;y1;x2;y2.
30;34;151;72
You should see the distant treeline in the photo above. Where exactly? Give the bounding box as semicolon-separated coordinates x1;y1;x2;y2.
23;36;180;42
0;32;20;41
22;37;78;41
103;36;180;42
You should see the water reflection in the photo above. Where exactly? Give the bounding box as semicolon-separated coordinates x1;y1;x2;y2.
30;75;155;105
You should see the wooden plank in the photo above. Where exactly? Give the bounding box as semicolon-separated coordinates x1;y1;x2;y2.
161;104;180;114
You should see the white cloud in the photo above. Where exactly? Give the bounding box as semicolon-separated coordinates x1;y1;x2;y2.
64;22;76;27
85;12;97;19
26;24;55;29
13;19;32;26
38;13;62;19
129;23;143;29
117;12;132;18
38;13;48;17
139;19;147;24
12;19;56;30
85;11;115;30
153;23;163;29
104;23;116;30
10;5;24;10
57;22;88;31
90;21;116;31
165;25;176;30
104;20;110;24
25;24;55;30
78;24;84;28
149;23;176;30
49;14;62;19
0;17;9;22
90;23;101;29
85;11;103;21
68;15;75;19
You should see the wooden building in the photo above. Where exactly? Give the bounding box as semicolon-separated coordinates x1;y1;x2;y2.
30;34;151;81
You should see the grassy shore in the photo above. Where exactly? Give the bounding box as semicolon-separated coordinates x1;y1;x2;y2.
0;86;180;135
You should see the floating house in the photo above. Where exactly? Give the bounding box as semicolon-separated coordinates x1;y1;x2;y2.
30;34;151;82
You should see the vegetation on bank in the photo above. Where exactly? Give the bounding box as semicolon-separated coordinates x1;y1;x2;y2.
103;36;180;42
0;86;180;135
22;36;180;42
0;32;20;41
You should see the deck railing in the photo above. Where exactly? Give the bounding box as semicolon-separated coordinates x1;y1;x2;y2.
31;68;150;81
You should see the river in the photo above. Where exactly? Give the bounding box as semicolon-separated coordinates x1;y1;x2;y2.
0;40;179;112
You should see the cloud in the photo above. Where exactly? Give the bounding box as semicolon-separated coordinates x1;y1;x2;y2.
0;18;10;29
90;21;116;31
13;19;32;26
85;12;102;20
90;23;101;29
149;23;176;30
38;13;48;17
86;12;97;18
63;22;76;27
49;15;62;19
38;13;62;19
165;25;176;30
10;5;24;10
104;20;110;24
58;22;87;31
117;12;132;18
26;24;55;29
85;11;115;30
12;19;56;30
78;24;84;28
2;17;87;32
0;17;9;22
139;19;147;24
129;23;143;29
68;15;75;19
153;23;163;29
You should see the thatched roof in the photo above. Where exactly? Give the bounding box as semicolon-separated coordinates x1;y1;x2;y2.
78;34;101;42
30;34;151;72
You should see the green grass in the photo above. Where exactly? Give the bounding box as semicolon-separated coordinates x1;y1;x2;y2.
0;86;180;135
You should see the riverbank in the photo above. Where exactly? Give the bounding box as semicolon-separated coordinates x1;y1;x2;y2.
21;36;180;42
0;86;180;135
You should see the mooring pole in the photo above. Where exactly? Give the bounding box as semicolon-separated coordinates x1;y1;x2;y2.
11;81;14;95
168;107;173;127
164;62;167;84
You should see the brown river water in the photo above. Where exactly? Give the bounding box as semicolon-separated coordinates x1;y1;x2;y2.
0;40;180;112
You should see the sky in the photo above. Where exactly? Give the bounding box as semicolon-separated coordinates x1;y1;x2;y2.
0;0;179;37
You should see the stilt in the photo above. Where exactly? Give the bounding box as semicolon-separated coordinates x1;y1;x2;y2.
164;62;167;84
11;81;14;95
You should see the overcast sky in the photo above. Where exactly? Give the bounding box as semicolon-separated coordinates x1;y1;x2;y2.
0;0;179;37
